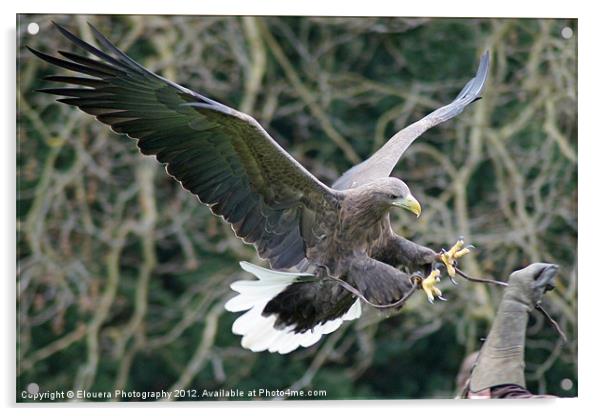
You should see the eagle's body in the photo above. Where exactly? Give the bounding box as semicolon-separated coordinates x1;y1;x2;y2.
30;22;489;354
301;179;425;274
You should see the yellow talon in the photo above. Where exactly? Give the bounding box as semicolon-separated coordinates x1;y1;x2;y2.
440;239;471;277
455;247;471;258
421;269;442;303
448;239;464;256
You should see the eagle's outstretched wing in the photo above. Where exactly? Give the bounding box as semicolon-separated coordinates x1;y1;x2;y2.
333;51;489;191
29;22;338;270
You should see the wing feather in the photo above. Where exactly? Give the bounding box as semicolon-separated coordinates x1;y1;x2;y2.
333;51;489;190
30;22;339;270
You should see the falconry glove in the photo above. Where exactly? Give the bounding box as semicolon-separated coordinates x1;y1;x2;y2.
469;263;558;393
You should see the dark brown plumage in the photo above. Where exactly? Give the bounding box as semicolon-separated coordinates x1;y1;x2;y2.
30;22;488;353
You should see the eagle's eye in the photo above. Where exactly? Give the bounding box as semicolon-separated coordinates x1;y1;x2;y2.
388;194;397;199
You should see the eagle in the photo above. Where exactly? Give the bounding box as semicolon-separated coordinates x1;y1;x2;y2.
29;22;489;354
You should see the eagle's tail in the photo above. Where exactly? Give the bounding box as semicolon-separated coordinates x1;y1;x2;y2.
225;262;361;354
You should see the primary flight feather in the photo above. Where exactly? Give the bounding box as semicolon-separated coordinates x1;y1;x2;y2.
30;22;489;354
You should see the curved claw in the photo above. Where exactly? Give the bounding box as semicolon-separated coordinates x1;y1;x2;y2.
421;269;443;303
440;239;472;277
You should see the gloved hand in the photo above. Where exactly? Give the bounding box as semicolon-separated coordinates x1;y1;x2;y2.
469;263;558;393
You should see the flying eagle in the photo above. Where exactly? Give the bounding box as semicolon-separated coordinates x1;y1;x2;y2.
29;22;489;354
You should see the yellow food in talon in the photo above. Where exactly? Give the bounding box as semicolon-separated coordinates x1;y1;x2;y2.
421;269;442;303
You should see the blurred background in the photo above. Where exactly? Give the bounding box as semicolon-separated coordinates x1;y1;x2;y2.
17;15;577;400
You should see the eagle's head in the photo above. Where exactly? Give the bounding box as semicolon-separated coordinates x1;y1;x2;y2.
342;177;421;220
365;177;422;217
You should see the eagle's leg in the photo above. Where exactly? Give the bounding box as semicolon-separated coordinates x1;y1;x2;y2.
413;269;445;303
438;238;472;283
373;234;438;273
374;234;471;300
346;256;416;308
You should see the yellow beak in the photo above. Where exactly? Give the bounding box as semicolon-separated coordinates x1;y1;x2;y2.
392;194;422;217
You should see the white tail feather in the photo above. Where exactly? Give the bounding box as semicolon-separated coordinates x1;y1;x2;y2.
227;262;362;354
342;297;362;320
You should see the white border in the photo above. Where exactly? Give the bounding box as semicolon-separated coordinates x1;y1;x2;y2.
9;0;583;18
4;1;600;415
